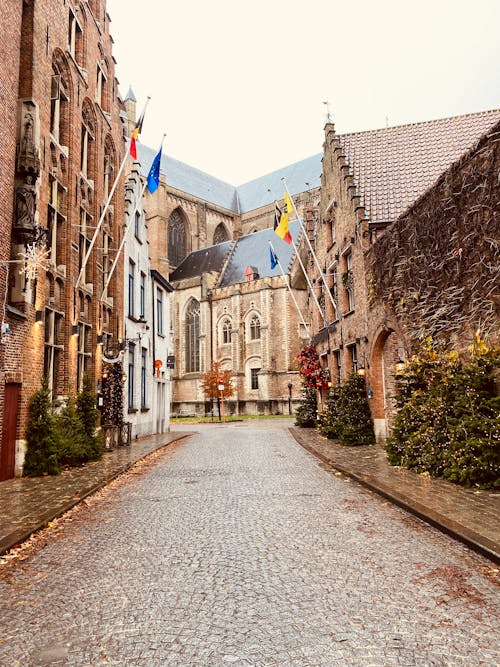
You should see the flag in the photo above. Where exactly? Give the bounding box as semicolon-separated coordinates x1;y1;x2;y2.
270;246;278;270
147;147;162;193
274;198;292;244
129;110;145;160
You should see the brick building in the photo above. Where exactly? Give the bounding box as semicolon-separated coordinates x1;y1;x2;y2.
311;110;500;440
0;0;125;478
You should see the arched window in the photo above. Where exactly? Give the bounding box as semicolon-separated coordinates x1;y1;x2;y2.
168;208;188;268
185;299;200;373
249;315;261;340
213;223;229;245
221;318;231;345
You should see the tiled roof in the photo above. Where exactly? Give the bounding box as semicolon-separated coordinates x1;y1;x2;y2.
138;109;500;224
169;241;233;283
218;220;302;287
338;109;500;224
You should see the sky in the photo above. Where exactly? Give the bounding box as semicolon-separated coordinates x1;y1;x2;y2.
106;0;500;186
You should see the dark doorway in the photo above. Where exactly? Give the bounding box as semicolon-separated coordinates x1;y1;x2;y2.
0;383;20;480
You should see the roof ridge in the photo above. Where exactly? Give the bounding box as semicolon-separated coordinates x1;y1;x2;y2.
338;108;500;139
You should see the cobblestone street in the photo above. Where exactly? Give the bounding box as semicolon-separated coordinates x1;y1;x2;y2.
0;421;498;666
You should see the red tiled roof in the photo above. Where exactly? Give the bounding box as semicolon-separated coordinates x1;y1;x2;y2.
338;109;500;224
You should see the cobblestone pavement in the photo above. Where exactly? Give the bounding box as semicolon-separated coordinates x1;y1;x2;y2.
0;421;499;666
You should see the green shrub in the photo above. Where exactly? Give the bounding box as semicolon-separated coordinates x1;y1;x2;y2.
23;379;62;476
294;383;318;427
335;372;375;446
317;386;340;439
386;335;500;488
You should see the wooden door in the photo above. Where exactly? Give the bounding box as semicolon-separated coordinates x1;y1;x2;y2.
0;383;20;480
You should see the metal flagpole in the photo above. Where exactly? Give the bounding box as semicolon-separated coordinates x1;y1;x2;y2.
100;179;148;300
75;97;151;293
281;178;338;319
269;240;310;338
100;134;165;301
280;225;324;323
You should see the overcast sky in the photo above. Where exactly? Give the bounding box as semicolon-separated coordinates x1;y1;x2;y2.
106;0;500;185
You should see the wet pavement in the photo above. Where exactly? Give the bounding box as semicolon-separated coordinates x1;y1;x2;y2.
0;419;498;666
0;420;498;563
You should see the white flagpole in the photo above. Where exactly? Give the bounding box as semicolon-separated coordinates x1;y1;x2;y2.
281;178;338;319
269;240;310;338
101;179;148;300
275;219;324;323
101;134;166;301
75;97;151;293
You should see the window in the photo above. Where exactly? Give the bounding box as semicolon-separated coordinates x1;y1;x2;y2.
344;251;355;312
96;63;108;110
141;347;147;409
102;232;111;297
78;208;91;284
168;208;187;268
77;323;91;392
213;223;229;244
50;68;68;145
156;288;164;334
128;260;135;317
68;8;82;63
140;272;146;320
348;343;358;373
47;175;66;266
249;315;261;340
134;210;141;240
128;344;135;410
333;350;341;385
221;319;231;345
103;149;114;202
251;368;260;390
185;299;200;373
80;107;95;178
44;309;63;398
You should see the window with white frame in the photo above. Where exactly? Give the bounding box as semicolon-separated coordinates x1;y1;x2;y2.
344;251;355;312
50;67;68;145
141;347;147;409
68;7;83;63
140;272;146;319
251;367;260;390
128;343;135;410
47;174;65;267
77;322;91;392
44;309;63;398
128;260;135;317
156;287;164;334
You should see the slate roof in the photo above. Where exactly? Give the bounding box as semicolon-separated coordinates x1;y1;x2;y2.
137;109;500;224
338;109;500;224
169;240;233;283
218;220;302;288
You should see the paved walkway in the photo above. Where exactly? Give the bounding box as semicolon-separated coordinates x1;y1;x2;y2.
0;421;499;564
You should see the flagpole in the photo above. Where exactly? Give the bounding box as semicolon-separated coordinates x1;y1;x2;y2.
74;97;151;295
269;240;310;338
101;180;148;301
281;178;338;319
280;225;324;323
100;134;166;301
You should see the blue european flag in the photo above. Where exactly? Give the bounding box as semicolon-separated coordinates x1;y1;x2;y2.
147;147;162;193
270;247;278;270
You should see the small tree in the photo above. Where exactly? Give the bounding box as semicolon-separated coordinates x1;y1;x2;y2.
201;361;234;400
294;382;318;427
76;375;104;460
23;379;61;476
335;372;375;445
317;385;340;438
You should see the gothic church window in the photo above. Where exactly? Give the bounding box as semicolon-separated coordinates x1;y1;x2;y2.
50;62;69;146
213;223;229;245
168;208;188;268
185;299;200;373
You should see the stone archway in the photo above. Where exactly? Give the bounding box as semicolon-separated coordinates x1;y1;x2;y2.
369;327;405;442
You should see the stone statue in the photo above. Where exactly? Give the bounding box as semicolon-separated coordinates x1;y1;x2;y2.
15;176;36;231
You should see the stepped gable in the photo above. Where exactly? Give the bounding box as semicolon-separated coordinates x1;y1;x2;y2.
169;241;233;282
218;220;302;288
338;109;500;225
